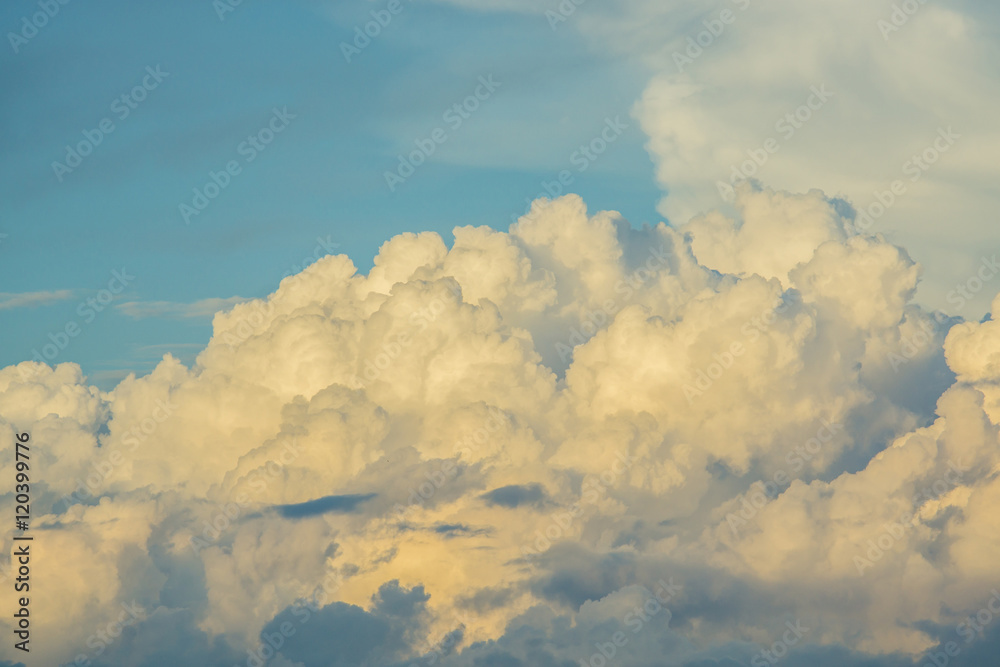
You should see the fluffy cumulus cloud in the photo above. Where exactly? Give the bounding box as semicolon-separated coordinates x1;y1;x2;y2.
433;0;1000;316
637;0;999;317
2;184;1000;666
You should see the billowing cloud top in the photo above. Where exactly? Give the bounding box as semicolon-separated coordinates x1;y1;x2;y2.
2;185;1000;666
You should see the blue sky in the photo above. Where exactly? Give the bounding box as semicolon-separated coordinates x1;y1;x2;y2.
0;0;660;388
6;3;1000;666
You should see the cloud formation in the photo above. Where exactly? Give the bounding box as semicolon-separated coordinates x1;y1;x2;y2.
431;0;1000;315
0;290;74;310
2;185;999;666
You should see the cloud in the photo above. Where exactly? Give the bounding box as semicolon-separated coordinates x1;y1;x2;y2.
87;608;246;667
115;296;250;320
3;189;1000;665
432;0;1000;315
0;289;74;310
625;0;999;315
260;580;429;667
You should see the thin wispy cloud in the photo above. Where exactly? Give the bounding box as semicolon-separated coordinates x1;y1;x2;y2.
0;289;74;310
116;296;250;320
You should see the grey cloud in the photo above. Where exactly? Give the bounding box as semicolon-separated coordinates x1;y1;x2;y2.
480;483;550;509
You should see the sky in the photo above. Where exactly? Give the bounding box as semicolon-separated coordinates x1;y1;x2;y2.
2;1;1000;666
0;0;659;388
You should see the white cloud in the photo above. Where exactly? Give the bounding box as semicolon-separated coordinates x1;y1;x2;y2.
0;289;74;310
4;188;1000;665
432;0;1000;318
